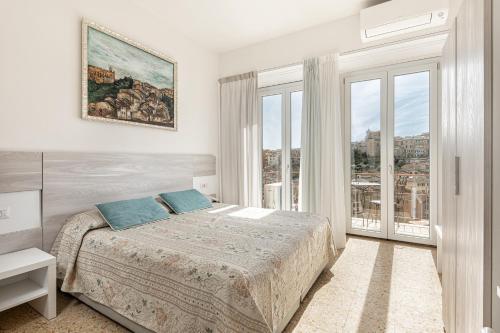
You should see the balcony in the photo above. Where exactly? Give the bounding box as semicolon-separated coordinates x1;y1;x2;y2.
351;172;430;238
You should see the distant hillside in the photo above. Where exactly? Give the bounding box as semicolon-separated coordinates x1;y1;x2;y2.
88;77;134;103
87;70;175;127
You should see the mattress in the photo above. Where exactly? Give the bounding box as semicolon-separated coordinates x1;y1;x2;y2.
51;204;336;333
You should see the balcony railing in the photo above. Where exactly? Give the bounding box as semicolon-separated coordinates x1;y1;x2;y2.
351;172;430;229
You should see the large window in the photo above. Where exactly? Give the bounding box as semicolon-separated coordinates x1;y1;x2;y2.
345;61;438;245
260;82;303;211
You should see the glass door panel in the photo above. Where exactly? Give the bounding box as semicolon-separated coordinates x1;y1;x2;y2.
349;78;384;234
290;91;302;211
262;94;283;209
390;71;432;240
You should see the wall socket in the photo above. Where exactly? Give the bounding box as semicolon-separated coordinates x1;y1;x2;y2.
0;207;10;219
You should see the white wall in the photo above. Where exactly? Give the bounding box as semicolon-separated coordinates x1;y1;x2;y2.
219;14;449;77
0;0;219;159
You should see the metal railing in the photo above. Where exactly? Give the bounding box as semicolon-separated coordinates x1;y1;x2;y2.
351;172;430;224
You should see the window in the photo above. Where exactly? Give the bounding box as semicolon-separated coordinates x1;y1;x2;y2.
260;82;303;211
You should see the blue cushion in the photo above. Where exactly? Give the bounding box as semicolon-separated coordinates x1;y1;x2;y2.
96;197;169;231
159;189;212;214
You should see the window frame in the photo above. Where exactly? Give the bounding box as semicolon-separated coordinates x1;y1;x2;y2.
342;58;439;245
259;81;303;211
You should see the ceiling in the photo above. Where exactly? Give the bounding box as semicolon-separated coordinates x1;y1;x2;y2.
132;0;387;53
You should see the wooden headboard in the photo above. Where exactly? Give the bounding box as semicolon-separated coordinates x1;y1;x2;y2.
42;152;216;251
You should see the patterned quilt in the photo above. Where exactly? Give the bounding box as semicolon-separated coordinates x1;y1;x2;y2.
51;204;336;333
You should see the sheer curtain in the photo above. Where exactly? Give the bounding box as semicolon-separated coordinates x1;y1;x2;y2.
219;72;262;207
300;58;322;213
300;55;347;248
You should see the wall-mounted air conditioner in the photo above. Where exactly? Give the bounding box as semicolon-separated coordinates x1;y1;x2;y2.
360;0;448;43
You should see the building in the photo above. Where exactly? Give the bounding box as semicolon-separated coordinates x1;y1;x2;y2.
365;130;380;157
88;65;115;84
161;88;175;99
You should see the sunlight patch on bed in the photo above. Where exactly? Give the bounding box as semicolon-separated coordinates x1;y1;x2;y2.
208;205;238;214
228;207;275;219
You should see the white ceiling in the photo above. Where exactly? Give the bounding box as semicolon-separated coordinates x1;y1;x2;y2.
132;0;387;53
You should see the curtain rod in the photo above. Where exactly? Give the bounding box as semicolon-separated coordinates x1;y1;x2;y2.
218;71;256;84
257;30;449;74
258;62;303;74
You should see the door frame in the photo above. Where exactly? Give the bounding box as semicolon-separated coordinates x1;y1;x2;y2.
387;63;438;245
259;81;303;210
344;59;439;245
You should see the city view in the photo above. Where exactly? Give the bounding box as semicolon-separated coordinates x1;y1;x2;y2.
351;130;430;236
259;72;431;239
350;71;431;238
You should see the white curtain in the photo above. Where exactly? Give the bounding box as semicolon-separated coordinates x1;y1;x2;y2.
300;58;322;213
300;55;347;248
219;72;262;207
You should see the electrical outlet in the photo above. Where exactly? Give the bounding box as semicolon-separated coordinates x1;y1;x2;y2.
201;182;208;189
0;207;10;219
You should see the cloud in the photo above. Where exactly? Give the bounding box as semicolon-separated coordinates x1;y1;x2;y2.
87;27;174;89
351;72;430;142
262;71;430;150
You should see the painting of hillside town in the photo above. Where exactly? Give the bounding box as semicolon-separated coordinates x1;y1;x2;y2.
82;21;177;130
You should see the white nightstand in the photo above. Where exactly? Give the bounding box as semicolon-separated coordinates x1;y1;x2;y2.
0;248;56;319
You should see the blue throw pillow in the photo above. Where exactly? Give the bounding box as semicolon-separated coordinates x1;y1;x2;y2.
96;197;170;231
159;189;212;214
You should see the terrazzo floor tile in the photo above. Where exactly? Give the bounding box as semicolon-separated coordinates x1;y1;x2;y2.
0;236;443;333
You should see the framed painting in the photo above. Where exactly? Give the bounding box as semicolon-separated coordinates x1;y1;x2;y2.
82;19;177;130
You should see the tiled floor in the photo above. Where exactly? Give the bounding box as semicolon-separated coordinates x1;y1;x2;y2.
0;237;443;333
284;236;443;332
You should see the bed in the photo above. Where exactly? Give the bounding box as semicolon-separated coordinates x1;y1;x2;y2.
36;152;335;333
51;203;335;333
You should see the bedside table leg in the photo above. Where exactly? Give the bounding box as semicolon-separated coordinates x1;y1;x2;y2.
29;263;57;319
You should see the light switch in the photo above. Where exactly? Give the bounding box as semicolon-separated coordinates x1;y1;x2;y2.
0;207;10;219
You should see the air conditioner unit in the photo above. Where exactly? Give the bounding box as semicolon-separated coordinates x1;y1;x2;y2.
360;0;448;42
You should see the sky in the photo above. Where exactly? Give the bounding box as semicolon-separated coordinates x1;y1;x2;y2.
262;71;430;149
351;71;430;142
87;27;174;89
262;91;302;150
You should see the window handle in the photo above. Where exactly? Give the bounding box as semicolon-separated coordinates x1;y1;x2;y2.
455;156;460;195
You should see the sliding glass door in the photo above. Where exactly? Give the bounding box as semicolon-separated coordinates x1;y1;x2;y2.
345;62;437;245
260;82;303;211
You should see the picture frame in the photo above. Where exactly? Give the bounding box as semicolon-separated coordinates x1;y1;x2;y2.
82;19;178;130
